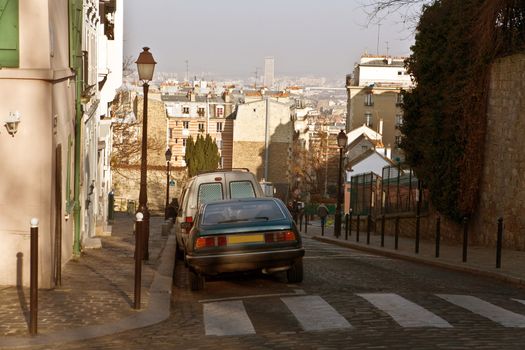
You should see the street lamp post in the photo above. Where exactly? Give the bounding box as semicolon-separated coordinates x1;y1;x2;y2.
164;148;172;220
334;130;348;238
136;47;156;260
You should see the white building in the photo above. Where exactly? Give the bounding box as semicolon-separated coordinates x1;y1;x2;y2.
264;56;275;88
351;55;413;88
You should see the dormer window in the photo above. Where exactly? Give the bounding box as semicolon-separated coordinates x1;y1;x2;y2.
182;107;190;114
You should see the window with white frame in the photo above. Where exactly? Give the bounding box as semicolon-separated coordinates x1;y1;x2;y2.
365;112;373;127
198;123;205;132
395;114;404;128
197;107;205;117
182;138;187;146
395;135;402;148
216;122;223;132
182;106;190;114
364;93;373;106
216;106;224;117
183;121;189;129
396;93;404;105
216;139;223;150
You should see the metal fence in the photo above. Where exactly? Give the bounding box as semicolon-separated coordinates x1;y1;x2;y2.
349;172;380;216
348;166;429;217
381;165;428;215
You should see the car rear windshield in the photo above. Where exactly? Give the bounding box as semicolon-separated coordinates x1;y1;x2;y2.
230;181;256;199
202;200;285;225
197;183;223;205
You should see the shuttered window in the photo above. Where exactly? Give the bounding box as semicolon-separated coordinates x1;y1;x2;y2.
0;0;19;67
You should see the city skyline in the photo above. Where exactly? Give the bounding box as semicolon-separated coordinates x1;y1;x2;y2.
124;1;419;81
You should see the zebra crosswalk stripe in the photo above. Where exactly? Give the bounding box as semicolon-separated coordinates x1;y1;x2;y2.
358;293;452;328
437;294;525;328
512;298;525;306
203;300;256;336
281;295;352;331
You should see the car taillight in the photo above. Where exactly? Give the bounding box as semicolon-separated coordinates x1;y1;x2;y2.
185;216;194;230
195;235;227;249
265;231;296;243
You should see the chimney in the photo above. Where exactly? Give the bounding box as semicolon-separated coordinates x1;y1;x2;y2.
189;89;196;102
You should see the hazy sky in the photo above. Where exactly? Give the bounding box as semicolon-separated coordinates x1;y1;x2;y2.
123;0;418;81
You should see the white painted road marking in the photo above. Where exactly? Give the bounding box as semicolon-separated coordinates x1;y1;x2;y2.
203;300;255;336
512;298;525;306
281;295;352;331
437;294;525;328
358;293;452;328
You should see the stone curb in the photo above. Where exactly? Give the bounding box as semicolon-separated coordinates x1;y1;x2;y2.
311;235;525;290
0;235;176;349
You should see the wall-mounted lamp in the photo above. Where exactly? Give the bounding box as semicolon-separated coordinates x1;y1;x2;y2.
4;111;21;136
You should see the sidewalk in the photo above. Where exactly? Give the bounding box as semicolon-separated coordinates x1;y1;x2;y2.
0;212;176;349
301;220;525;288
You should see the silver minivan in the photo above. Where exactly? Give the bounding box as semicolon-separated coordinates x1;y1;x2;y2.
175;169;264;257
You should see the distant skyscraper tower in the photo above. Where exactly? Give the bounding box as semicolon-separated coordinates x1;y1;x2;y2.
264;56;274;88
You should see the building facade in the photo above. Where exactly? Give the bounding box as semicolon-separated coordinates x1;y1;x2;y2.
232;97;294;199
162;89;235;169
346;55;413;161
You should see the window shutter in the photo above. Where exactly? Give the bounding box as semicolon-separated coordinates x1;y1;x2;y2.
0;0;19;67
68;0;82;69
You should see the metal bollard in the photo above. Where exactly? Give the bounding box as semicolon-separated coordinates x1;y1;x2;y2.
462;216;468;263
366;214;371;245
435;216;441;258
394;216;399;250
345;214;349;240
381;214;385;247
299;213;303;232
30;218;39;336
305;214;308;234
348;211;352;237
134;212;144;309
415;214;420;254
496;217;503;268
356;215;360;242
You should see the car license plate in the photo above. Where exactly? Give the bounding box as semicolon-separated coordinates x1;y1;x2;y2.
228;234;264;244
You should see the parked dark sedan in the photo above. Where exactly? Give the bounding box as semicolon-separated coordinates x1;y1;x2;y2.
183;197;305;290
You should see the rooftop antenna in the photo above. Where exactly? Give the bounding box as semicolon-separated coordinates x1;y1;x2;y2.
254;67;259;89
376;23;381;55
185;59;189;81
386;41;390;57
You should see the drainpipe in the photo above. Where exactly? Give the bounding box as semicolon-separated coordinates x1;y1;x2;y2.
72;77;82;257
264;97;269;181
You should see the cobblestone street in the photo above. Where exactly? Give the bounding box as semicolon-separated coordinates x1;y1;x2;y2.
8;226;525;350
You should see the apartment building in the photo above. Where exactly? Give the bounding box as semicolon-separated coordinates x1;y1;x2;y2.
162;89;234;169
233;95;295;199
346;55;413;161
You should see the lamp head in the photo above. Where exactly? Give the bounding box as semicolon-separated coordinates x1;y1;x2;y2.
135;47;157;82
337;129;347;148
4;112;21;137
165;147;172;162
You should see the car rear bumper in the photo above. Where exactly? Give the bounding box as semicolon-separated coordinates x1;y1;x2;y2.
186;248;305;275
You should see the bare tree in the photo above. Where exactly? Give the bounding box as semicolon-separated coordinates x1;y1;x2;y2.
360;0;432;25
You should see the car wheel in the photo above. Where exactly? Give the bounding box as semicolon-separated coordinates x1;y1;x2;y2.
287;258;303;283
189;270;205;291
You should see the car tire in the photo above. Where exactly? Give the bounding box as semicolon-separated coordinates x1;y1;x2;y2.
287;258;303;283
189;270;205;291
175;242;184;260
